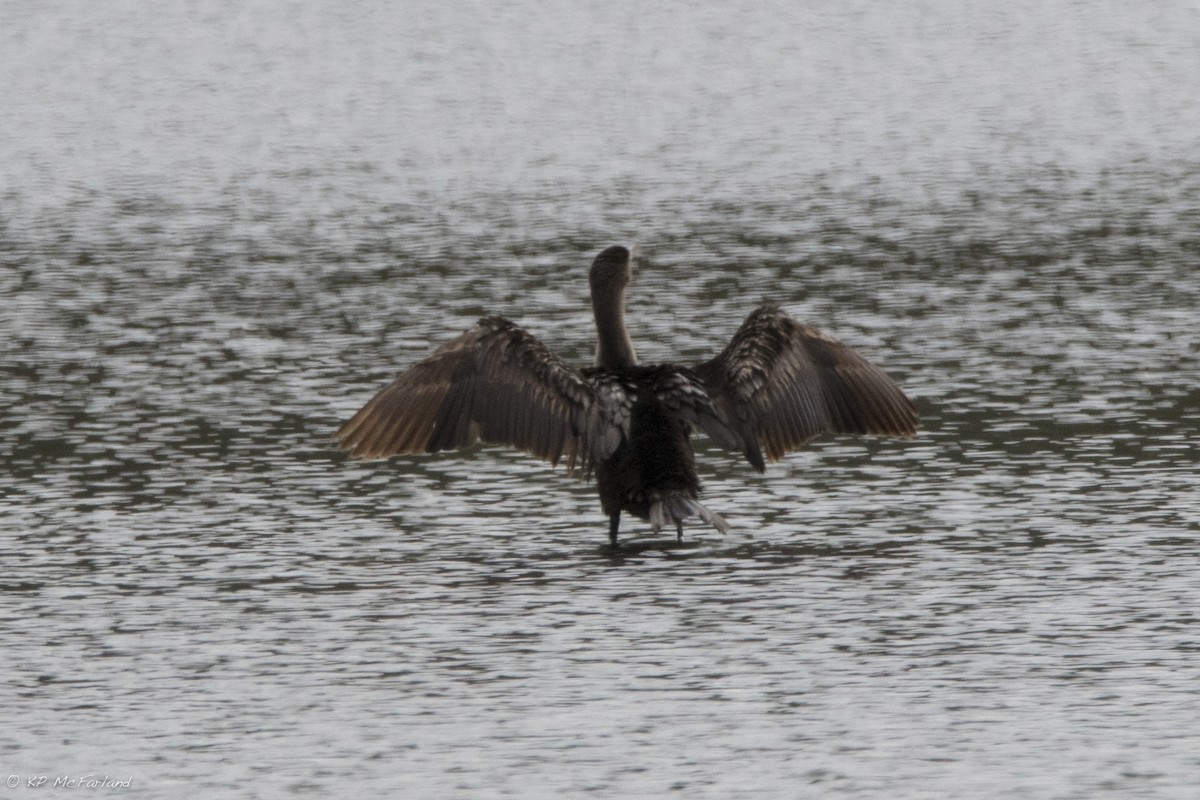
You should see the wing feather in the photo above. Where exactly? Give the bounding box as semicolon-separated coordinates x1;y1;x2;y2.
693;303;918;471
336;317;595;471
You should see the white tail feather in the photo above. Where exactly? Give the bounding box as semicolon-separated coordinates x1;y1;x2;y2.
649;494;731;535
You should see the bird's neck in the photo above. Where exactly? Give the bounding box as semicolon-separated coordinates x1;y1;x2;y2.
592;285;638;369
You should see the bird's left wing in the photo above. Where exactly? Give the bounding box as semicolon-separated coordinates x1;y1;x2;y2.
335;316;596;473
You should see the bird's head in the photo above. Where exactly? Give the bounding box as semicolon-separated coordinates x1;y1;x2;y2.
589;245;634;293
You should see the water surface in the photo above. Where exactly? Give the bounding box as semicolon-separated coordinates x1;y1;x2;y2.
2;2;1199;798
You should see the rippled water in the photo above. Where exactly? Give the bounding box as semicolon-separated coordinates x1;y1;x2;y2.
3;2;1200;798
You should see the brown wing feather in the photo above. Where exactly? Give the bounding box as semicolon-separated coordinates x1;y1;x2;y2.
693;303;918;471
335;317;595;472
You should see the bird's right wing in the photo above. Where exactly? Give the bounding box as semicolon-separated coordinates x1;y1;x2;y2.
335;316;597;473
693;303;918;472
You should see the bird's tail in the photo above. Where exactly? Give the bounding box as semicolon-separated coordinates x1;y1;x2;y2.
649;493;731;535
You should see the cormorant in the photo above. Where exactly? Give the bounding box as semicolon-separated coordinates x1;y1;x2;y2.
335;245;917;545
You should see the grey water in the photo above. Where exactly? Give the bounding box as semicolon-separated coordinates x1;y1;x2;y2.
3;1;1200;797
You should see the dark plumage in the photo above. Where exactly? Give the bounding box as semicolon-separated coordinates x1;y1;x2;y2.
335;245;918;545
